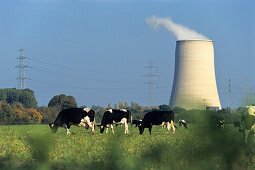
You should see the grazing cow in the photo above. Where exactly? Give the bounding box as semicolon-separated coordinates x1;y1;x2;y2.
98;109;131;134
131;119;143;127
218;120;225;128
49;108;96;135
247;105;255;116
138;110;175;135
239;106;255;143
178;119;188;129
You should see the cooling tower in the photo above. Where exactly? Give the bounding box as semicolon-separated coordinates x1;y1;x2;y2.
169;40;221;110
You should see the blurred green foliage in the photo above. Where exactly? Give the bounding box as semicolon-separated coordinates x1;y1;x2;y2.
0;117;254;170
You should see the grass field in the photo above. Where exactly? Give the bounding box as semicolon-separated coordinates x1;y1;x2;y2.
0;124;254;170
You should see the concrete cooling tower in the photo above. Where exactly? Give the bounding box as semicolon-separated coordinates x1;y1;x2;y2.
169;40;221;110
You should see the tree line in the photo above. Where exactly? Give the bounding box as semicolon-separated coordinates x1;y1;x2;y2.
0;88;249;125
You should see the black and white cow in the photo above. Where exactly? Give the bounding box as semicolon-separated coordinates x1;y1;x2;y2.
239;106;255;143
49;108;96;135
178;119;188;129
131;119;143;127
218;120;225;128
98;109;131;134
138;110;175;135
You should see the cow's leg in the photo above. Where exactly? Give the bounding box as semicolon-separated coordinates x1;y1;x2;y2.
64;124;71;135
171;120;175;134
124;121;129;134
160;122;165;128
106;125;109;134
89;118;95;135
110;124;114;134
91;122;95;135
148;126;152;135
166;122;171;134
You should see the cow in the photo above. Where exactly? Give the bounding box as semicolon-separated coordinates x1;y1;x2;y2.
178;119;188;129
247;105;255;116
49;108;96;135
138;110;175;135
239;106;255;143
218;120;224;128
131;119;143;127
98;109;131;134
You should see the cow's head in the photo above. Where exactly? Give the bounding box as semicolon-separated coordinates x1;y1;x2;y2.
137;120;143;126
79;121;90;129
49;123;58;134
99;125;105;133
138;121;144;134
81;116;93;128
138;125;144;134
96;125;105;133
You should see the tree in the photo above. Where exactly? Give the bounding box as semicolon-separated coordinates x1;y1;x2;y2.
38;106;59;124
131;101;138;110
0;102;16;124
91;105;102;111
0;88;37;108
18;89;38;108
124;102;129;109
119;101;123;109
12;102;25;111
91;105;105;123
159;104;171;111
26;108;43;123
48;94;77;110
114;103;118;109
13;108;25;119
79;105;87;109
107;103;111;109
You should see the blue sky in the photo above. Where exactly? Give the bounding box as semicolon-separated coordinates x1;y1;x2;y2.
0;0;254;108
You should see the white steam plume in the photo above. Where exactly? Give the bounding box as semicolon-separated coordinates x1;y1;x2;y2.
146;15;209;40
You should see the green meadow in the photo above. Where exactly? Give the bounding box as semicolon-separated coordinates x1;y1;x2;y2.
0;124;254;170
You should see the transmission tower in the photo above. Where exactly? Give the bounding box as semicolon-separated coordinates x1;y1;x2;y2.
145;61;158;106
15;48;30;89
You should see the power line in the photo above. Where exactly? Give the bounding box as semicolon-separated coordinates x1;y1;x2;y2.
30;66;144;83
30;57;174;79
30;58;142;75
0;80;17;83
